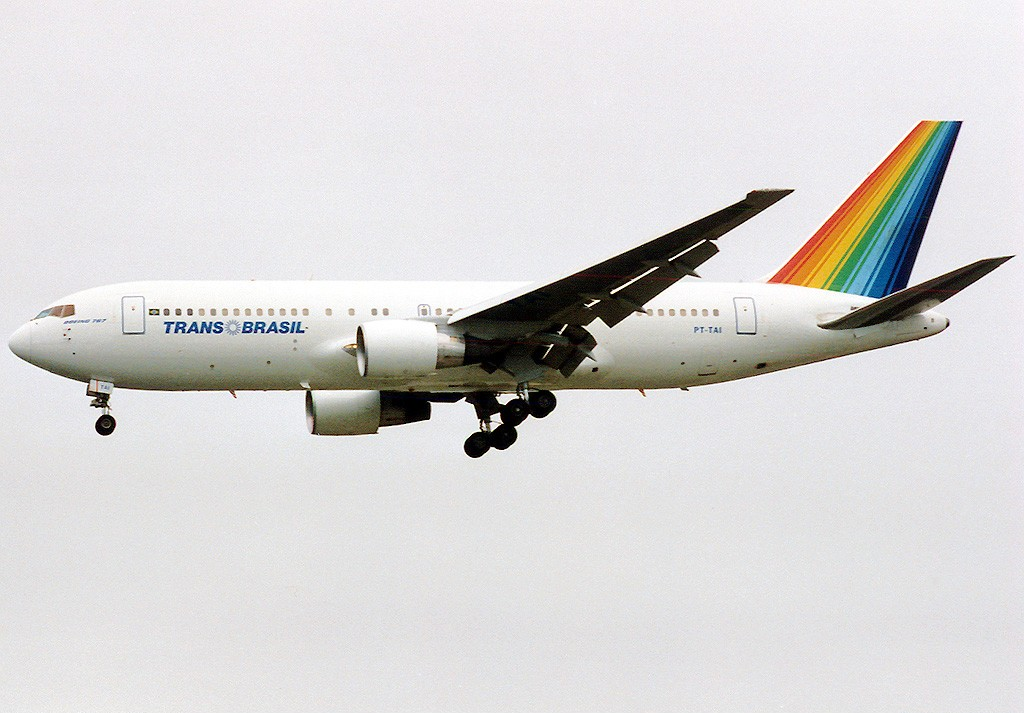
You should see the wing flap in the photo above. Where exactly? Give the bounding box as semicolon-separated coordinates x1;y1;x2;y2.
606;240;722;324
818;256;1013;330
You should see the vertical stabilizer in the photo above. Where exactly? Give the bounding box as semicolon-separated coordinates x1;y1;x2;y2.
768;121;961;297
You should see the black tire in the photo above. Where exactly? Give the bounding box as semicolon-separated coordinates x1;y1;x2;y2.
489;424;518;450
529;390;557;418
464;431;491;458
95;414;116;436
500;398;529;426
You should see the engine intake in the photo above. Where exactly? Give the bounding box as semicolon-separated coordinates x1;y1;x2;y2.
356;320;466;378
306;390;431;435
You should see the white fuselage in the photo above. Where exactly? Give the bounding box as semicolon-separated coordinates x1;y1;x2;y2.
10;280;950;394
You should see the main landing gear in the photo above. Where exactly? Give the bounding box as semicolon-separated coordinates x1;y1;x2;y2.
87;379;116;436
463;388;557;458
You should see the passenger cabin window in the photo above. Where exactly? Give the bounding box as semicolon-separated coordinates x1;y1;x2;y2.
268;309;275;316
382;308;389;316
256;308;263;316
371;308;378;316
348;308;355;316
245;308;252;317
199;308;205;316
291;308;298;316
325;308;332;316
302;308;309;316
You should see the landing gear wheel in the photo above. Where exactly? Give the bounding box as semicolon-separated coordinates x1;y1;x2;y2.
528;390;557;418
95;413;117;436
489;424;518;450
464;431;491;458
500;398;529;427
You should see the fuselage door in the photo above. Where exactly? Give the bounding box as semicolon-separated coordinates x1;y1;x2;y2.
122;296;146;334
734;296;757;335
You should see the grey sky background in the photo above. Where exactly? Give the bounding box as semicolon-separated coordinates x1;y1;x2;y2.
2;3;1022;711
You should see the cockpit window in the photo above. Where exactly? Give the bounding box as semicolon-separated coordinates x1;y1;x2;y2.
32;304;75;320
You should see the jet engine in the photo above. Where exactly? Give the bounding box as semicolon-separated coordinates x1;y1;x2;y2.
356;320;466;378
305;390;431;435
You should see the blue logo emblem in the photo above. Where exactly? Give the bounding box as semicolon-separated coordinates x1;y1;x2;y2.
224;320;242;336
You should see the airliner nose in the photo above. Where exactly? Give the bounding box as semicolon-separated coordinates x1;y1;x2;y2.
8;323;32;362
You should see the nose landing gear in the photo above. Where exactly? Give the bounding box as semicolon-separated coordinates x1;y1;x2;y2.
87;379;116;436
95;412;116;436
462;388;556;458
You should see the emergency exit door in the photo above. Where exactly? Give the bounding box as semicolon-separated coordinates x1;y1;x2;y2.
122;296;146;334
734;297;757;335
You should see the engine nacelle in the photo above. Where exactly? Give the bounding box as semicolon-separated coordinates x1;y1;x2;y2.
305;390;431;435
356;320;466;378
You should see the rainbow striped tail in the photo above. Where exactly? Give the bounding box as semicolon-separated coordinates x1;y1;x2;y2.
768;121;961;298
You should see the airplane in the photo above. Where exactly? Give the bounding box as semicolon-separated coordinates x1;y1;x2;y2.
8;120;1012;457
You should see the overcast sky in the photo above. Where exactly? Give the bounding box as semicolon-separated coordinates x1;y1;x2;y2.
2;3;1022;712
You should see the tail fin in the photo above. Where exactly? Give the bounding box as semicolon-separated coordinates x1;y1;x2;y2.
768;121;961;298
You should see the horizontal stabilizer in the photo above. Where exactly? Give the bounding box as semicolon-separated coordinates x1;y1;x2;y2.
818;255;1013;330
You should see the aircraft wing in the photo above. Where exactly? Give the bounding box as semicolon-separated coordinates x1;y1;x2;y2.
446;189;792;380
450;189;792;335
